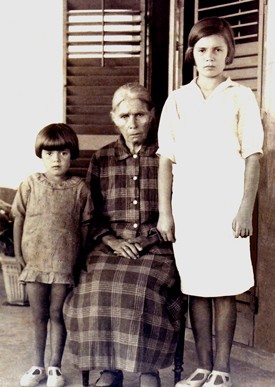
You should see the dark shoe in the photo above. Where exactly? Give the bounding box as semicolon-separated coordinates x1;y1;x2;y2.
95;370;123;387
139;371;161;387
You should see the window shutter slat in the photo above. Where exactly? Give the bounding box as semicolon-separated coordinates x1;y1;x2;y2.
64;0;143;177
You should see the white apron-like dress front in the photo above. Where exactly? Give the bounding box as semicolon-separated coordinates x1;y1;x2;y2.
157;78;264;297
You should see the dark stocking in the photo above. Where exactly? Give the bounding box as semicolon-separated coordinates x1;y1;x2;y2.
189;296;213;371
213;296;237;373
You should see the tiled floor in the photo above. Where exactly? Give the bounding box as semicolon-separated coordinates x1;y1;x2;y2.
0;268;274;387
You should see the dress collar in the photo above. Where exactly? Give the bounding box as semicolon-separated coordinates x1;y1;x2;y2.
191;76;238;93
35;173;82;189
114;135;158;160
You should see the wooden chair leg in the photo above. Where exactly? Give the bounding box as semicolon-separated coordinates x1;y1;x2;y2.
82;370;90;386
173;314;186;384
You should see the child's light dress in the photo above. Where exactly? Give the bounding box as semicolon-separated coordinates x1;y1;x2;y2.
157;78;264;297
12;173;92;286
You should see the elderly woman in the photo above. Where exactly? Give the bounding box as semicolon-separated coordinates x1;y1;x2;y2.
63;83;184;387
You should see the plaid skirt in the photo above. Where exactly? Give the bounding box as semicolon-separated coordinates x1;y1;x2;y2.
63;247;184;373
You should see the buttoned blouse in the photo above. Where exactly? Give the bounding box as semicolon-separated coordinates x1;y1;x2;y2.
86;136;173;255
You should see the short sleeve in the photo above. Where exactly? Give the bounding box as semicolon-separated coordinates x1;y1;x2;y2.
11;178;31;218
157;93;179;163
237;87;264;159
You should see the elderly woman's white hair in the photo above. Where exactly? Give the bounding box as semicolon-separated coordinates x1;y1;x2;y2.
111;82;154;112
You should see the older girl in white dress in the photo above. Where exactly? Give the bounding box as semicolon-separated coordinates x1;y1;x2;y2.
157;17;264;387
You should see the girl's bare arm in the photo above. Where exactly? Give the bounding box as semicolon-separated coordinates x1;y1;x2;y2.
157;155;176;242
13;216;26;268
232;153;261;238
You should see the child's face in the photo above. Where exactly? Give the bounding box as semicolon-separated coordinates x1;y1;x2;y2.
193;34;228;78
41;149;71;179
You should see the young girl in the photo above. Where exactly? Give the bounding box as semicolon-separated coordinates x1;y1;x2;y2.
12;123;92;387
157;17;264;387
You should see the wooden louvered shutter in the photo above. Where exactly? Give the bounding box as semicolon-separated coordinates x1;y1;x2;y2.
64;0;146;177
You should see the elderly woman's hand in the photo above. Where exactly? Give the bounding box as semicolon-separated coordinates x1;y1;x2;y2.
102;234;143;259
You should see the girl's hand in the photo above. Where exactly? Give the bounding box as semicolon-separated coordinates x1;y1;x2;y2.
233;154;261;238
232;209;253;238
157;214;176;242
16;255;26;271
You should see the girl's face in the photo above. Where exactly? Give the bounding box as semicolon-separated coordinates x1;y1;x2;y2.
193;34;228;78
41;149;71;180
111;98;153;152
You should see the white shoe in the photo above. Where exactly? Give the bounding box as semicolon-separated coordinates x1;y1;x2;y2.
175;368;211;387
20;366;46;387
47;367;65;387
202;370;233;387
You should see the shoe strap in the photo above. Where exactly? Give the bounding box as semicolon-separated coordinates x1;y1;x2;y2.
190;368;211;379
29;366;45;374
210;370;230;377
48;366;62;375
195;368;211;375
208;370;231;383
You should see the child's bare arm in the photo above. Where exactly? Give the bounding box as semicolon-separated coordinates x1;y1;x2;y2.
13;216;26;268
232;153;261;238
157;155;176;242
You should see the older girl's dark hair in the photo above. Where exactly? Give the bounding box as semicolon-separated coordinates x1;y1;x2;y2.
185;17;235;65
35;123;79;159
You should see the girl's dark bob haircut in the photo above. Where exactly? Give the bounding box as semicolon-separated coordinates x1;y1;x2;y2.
35;123;79;160
185;17;235;65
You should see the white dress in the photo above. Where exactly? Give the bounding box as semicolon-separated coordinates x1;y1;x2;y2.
157;78;264;297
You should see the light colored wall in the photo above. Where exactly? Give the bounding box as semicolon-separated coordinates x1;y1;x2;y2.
255;0;275;352
0;0;63;189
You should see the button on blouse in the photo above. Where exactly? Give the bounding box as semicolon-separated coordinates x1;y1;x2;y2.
86;136;164;245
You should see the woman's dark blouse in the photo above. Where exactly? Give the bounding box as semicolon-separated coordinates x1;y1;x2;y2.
86;135;173;255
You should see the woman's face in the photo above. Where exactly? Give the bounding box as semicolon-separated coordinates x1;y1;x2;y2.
193;34;228;78
111;98;154;152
